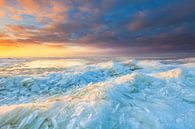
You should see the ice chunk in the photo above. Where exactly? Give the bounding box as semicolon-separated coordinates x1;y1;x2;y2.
21;78;34;88
0;79;6;91
31;84;40;92
153;68;183;79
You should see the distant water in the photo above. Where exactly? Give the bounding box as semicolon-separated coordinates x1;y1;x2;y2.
0;57;195;129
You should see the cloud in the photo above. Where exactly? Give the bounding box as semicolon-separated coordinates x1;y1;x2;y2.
0;0;195;55
11;15;22;21
128;0;195;31
0;0;69;24
0;32;9;39
0;0;5;7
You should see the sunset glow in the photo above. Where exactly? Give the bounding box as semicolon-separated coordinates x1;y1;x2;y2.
0;43;104;57
0;0;194;57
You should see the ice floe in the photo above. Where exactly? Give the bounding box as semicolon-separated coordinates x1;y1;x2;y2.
0;57;195;129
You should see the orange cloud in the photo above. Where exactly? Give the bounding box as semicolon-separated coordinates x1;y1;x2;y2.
0;11;4;17
11;15;22;21
15;0;69;23
0;0;5;7
0;0;69;24
0;0;5;17
0;33;9;39
6;25;28;32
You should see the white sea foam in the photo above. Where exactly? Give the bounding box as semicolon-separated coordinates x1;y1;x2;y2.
0;58;195;129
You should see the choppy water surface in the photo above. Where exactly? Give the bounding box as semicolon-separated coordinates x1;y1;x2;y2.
0;57;195;129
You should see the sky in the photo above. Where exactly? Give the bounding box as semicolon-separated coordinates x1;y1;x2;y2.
0;0;195;57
